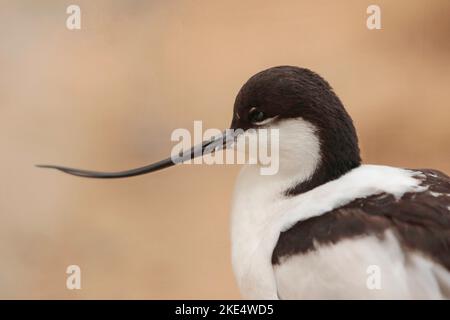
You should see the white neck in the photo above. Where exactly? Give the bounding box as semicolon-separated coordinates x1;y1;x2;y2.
229;118;323;298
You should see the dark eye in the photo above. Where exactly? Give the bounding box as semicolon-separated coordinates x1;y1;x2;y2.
248;108;266;123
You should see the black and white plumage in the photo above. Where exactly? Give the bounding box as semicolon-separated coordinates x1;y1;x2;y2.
229;66;450;299
231;165;449;299
39;66;450;299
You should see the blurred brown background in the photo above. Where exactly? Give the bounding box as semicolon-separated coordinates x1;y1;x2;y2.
0;0;449;299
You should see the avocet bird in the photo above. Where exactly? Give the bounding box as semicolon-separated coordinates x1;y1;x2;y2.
39;66;450;299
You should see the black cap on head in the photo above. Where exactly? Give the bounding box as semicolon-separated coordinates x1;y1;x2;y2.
231;66;361;195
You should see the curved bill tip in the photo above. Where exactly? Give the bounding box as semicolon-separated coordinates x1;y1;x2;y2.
36;130;236;179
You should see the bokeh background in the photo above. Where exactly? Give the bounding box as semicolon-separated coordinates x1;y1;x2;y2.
0;0;449;299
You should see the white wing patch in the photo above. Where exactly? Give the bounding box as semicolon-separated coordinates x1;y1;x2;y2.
280;165;427;232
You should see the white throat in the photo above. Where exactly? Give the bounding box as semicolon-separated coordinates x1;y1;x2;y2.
273;118;321;182
234;118;322;193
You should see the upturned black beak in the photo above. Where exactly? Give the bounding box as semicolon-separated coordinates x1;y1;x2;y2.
37;130;236;179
